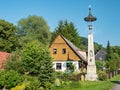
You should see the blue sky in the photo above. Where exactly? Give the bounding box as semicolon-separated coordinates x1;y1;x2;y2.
0;0;120;47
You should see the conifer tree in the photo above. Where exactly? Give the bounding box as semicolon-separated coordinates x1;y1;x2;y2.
51;20;81;48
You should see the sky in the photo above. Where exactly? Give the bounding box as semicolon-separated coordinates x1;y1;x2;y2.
0;0;120;47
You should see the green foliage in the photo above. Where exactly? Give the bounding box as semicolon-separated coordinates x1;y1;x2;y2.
0;19;18;52
96;61;105;70
98;70;107;81
5;50;23;73
11;83;25;90
111;46;120;56
80;36;102;52
54;75;120;90
105;41;120;72
106;41;112;61
0;70;23;89
65;62;75;73
51;20;81;48
23;75;41;90
109;53;120;72
17;15;51;46
6;40;55;89
55;78;61;86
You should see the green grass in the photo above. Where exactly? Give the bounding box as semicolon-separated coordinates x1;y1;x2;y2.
53;75;120;90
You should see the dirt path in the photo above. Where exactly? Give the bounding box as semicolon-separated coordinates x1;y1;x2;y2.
112;81;120;90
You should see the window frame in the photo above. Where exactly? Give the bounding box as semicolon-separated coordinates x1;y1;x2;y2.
56;63;62;70
53;48;57;54
62;48;66;54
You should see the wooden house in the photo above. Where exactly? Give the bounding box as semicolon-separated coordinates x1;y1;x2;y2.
49;35;87;72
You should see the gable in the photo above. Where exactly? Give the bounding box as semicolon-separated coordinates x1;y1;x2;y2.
95;50;107;60
49;35;86;61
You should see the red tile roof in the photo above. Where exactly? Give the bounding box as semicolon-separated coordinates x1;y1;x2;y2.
0;52;10;70
0;52;9;61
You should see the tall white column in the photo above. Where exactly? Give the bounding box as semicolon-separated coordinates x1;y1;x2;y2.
85;32;98;81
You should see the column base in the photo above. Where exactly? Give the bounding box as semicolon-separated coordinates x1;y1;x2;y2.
85;73;98;81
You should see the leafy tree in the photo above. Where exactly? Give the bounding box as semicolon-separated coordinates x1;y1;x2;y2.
5;40;55;89
0;20;18;52
5;50;23;73
17;15;51;46
109;53;120;71
0;70;23;89
111;46;120;57
105;41;120;72
51;20;81;48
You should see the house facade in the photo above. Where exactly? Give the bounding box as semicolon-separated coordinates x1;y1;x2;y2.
95;49;107;60
49;35;87;72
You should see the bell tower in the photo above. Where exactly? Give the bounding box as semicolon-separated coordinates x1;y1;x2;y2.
84;5;98;81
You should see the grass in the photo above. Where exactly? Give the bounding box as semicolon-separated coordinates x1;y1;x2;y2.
53;74;120;90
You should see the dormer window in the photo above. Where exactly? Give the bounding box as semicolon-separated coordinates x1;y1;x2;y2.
62;48;66;54
53;49;57;54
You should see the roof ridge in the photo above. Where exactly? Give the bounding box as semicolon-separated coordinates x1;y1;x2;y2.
60;35;87;62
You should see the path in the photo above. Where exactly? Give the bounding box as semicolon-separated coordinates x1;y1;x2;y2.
112;81;120;90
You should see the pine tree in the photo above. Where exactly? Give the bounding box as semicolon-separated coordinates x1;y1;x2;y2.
106;41;112;61
51;20;81;48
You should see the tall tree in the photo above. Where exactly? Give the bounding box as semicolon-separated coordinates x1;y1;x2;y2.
106;41;112;61
105;41;120;72
0;20;18;52
51;20;81;48
17;15;51;46
5;40;55;89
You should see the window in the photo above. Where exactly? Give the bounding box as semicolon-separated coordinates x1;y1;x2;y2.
62;48;66;54
66;62;74;73
53;49;57;54
56;63;62;70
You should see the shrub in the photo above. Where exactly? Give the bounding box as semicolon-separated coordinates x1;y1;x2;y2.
11;83;25;90
98;70;107;81
54;78;61;86
0;70;23;89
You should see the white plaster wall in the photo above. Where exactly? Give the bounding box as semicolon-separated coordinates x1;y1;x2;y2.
53;61;80;72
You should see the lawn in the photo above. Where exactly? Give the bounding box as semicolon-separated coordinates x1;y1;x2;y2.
53;74;120;90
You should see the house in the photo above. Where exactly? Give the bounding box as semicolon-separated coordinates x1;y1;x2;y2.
0;52;9;70
49;35;87;72
95;49;107;60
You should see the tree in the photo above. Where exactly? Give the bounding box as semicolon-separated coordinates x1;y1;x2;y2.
21;41;55;88
105;41;120;72
105;41;112;71
5;40;55;89
0;70;23;89
51;20;81;48
17;15;51;46
106;41;112;61
5;50;23;74
111;46;120;57
0;20;18;52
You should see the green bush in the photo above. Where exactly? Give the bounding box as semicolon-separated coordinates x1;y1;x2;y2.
0;70;23;89
55;78;61;86
98;70;107;81
22;75;40;90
